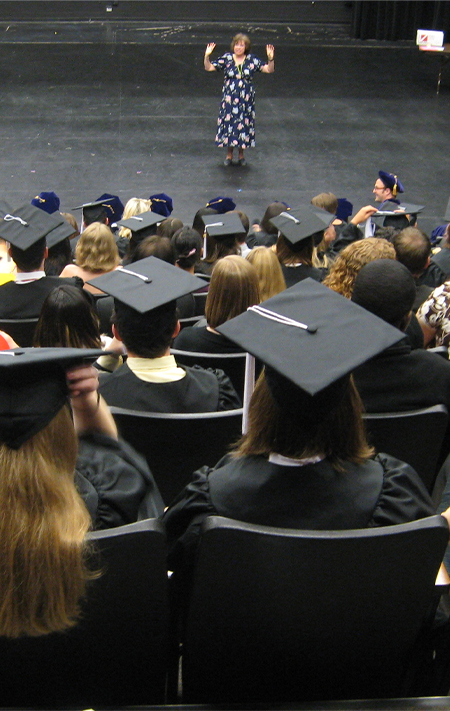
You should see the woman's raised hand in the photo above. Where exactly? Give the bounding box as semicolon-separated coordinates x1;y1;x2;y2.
266;44;275;61
205;42;216;57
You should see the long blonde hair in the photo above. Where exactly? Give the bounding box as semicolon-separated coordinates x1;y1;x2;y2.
246;247;286;301
323;238;396;299
75;222;119;272
118;198;152;240
0;406;93;638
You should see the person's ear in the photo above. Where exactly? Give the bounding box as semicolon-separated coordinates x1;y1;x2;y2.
172;320;181;339
112;323;123;342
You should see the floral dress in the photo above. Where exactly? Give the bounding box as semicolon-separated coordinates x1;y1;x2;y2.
211;52;264;149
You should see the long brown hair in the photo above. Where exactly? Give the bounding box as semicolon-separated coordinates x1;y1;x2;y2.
33;285;102;349
205;255;260;329
0;406;93;637
234;372;374;471
276;234;316;267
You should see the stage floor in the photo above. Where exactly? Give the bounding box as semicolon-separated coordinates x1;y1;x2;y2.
0;20;448;232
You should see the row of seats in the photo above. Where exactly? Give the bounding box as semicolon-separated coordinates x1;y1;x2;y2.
0;514;447;707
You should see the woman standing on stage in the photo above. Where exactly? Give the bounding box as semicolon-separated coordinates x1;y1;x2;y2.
204;34;274;166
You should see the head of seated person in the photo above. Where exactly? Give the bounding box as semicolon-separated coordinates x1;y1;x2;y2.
392;227;431;279
131;235;175;265
156;217;184;239
0;350;103;638
259;202;287;236
311;192;338;216
351;259;416;332
113;299;179;359
172;227;203;274
34;284;102;349
323;237;396;299
206;255;260;330
276;232;319;267
10;236;47;273
246;246;286;301
75;222;119;274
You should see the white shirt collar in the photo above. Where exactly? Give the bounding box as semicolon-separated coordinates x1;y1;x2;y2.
15;271;46;283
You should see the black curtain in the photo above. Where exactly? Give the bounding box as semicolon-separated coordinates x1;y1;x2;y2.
351;1;450;41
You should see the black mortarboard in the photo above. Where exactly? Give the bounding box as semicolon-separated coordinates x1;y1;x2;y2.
217;279;403;397
46;216;78;248
74;196;122;225
0;201;13;220
270;207;327;247
444;196;450;222
202;212;246;239
117;210;162;242
307;205;336;227
372;202;424;229
0;347;104;449
87;256;205;313
0;204;66;250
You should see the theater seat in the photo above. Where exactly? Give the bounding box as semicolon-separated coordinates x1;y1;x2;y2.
0;518;169;707
110;406;243;506
0;317;39;347
363;404;448;493
180;515;449;703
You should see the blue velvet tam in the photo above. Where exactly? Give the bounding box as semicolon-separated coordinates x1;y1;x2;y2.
378;171;404;196
431;225;447;245
95;193;124;224
149;193;173;217
336;198;353;222
31;191;60;214
206;196;236;214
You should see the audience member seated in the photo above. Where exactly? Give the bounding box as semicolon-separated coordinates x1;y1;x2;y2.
0;348;163;642
246;246;286;301
393;227;445;309
351;261;450;453
417;281;450;355
0;209;83;319
173;255;260;353
33;284;103;349
432;222;450;278
323;237;423;349
116;197;151;257
95;257;241;411
60;222;120;295
271;206;326;287
156;216;184;238
163;280;437;578
324;237;396;298
172;226;203;276
198;212;244;276
131;235;196;319
246;201;286;249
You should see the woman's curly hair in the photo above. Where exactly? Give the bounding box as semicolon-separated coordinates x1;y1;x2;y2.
323;238;396;299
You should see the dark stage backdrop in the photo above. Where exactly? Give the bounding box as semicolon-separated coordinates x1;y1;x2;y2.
352;1;450;41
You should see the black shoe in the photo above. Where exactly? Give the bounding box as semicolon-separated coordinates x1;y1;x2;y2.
223;158;232;166
238;158;247;166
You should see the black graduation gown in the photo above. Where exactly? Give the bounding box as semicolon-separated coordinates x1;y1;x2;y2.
0;276;83;318
173;326;243;354
163;452;435;574
75;431;164;529
99;362;241;412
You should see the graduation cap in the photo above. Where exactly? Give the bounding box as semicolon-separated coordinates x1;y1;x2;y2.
336;198;353;222
0;204;68;251
0;201;13;220
443;196;450;223
95;193;124;224
202;212;246;239
31;191;60;215
117;210;162;242
206;196;236;214
0;347;104;449
270;207;328;248
149;193;173;218
372;202;424;230
87;256;206;314
46;217;78;249
378;171;405;197
217;279;403;400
